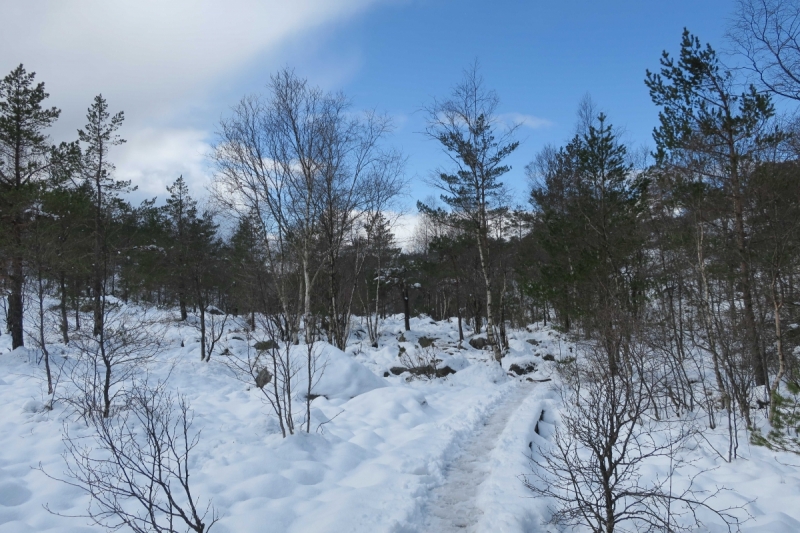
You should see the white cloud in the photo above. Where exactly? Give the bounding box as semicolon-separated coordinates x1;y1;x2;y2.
114;128;212;202
498;112;553;129
1;1;384;119
0;0;388;199
387;212;418;250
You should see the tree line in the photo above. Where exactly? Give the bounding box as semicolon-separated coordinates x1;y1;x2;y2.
3;1;800;433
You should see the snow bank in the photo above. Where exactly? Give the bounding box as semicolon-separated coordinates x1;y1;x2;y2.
1;311;800;532
303;342;387;400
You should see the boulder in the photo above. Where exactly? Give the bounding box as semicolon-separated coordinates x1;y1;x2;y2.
254;339;278;351
435;366;457;378
389;365;457;378
542;354;555;362
526;338;539;346
509;362;536;376
255;367;273;389
417;336;437;348
469;337;490;350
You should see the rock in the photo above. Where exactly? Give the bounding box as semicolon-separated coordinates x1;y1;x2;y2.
542;354;555;361
254;339;278;351
509;362;537;376
469;337;490;350
410;365;457;378
207;306;225;315
526;338;539;346
407;366;430;376
383;371;390;377
417;336;437;348
435;366;456;378
391;365;456;378
255;367;273;389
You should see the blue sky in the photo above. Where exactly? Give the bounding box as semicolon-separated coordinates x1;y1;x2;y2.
1;0;736;215
310;0;736;202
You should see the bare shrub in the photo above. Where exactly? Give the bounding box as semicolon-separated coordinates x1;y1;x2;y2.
524;347;748;533
45;379;217;533
64;305;164;419
191;308;228;362
398;344;441;380
223;318;324;437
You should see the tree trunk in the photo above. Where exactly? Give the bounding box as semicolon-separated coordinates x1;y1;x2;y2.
74;279;81;330
199;299;206;361
36;269;52;395
8;252;24;349
769;273;786;423
371;262;382;348
92;173;104;337
727;121;766;387
732;187;765;386
402;282;411;332
59;271;69;344
455;276;464;343
476;230;501;362
179;290;188;321
303;255;313;345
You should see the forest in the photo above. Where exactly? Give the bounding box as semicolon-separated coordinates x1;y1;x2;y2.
2;1;800;532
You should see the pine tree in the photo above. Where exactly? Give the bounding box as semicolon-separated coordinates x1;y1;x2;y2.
78;95;128;337
0;65;60;348
187;210;222;361
363;211;399;347
163;176;196;321
646;29;781;386
421;64;518;362
528;111;645;374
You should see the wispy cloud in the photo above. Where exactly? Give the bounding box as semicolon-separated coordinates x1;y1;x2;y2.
498;112;553;130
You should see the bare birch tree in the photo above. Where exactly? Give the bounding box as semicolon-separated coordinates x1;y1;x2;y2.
213;68;402;346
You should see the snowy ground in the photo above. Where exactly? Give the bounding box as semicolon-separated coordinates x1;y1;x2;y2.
1;308;800;532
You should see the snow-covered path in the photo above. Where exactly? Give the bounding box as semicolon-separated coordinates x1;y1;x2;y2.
421;382;534;532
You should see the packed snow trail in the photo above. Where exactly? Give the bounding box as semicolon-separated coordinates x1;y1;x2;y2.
421;382;534;532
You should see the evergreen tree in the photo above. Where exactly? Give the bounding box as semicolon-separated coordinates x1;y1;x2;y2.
187;210;223;361
421;64;518;362
646;29;781;386
528;111;646;373
78;95;128;336
163;175;196;320
44;148;92;343
363;211;399;347
0;65;60;348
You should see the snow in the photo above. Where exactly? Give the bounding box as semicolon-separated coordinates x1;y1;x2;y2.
304;342;387;400
0;309;800;532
